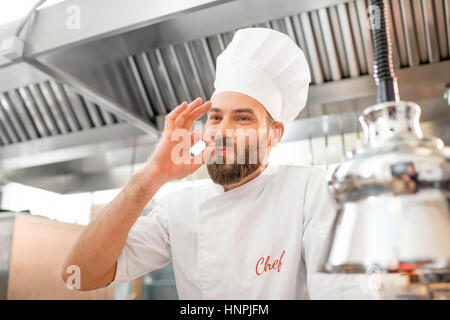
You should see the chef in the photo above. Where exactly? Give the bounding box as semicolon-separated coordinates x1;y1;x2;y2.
61;28;380;299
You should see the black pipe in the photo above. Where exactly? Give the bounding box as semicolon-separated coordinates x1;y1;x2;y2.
369;0;399;103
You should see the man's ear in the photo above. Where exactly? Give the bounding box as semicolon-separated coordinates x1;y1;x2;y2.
269;122;284;147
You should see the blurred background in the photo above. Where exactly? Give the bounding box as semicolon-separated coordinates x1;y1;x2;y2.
0;0;449;299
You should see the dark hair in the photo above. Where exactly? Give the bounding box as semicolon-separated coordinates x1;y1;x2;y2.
266;111;274;126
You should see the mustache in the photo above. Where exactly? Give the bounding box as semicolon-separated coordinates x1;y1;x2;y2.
213;137;234;148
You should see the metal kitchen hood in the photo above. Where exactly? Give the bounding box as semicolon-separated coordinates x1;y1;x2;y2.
0;0;449;193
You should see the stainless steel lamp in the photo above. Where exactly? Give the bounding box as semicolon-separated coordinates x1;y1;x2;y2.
322;0;450;283
324;100;450;273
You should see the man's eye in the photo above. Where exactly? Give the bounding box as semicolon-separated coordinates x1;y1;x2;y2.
238;116;250;121
209;116;220;120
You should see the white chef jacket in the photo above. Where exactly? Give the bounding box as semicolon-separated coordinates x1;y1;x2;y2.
109;162;380;299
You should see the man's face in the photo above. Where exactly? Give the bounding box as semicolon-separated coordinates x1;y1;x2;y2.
204;91;283;186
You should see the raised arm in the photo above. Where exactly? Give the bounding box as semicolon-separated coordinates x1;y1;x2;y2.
60;98;214;291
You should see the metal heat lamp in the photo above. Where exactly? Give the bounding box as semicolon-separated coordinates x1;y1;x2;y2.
322;0;450;296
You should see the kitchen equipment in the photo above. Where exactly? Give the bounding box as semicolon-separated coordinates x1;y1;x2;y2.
322;0;450;298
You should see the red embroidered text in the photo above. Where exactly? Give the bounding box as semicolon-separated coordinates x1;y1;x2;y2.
255;249;285;276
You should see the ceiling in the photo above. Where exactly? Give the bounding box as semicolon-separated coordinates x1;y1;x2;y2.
0;0;449;193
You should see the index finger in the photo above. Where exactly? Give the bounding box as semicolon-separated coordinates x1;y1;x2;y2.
184;101;212;130
166;101;189;121
175;97;204;127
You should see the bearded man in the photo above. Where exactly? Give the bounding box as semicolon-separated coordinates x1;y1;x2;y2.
61;28;379;300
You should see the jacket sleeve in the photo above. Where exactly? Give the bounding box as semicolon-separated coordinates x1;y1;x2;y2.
108;197;172;285
301;168;381;300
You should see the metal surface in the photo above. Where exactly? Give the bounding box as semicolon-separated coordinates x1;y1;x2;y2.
308;60;450;106
323;0;450;277
421;0;440;63
0;77;126;147
30;0;450;129
324;101;450;273
27;59;160;136
0;122;145;171
4;164;147;194
400;0;420;67
0;129;154;193
2;97;447;194
18;0;352;61
1;0;449;136
0;0;449;193
284;98;450;143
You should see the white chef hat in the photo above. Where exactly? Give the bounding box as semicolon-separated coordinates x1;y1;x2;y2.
211;27;311;125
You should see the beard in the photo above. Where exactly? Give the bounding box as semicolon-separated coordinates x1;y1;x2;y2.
207;162;261;186
206;137;266;186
